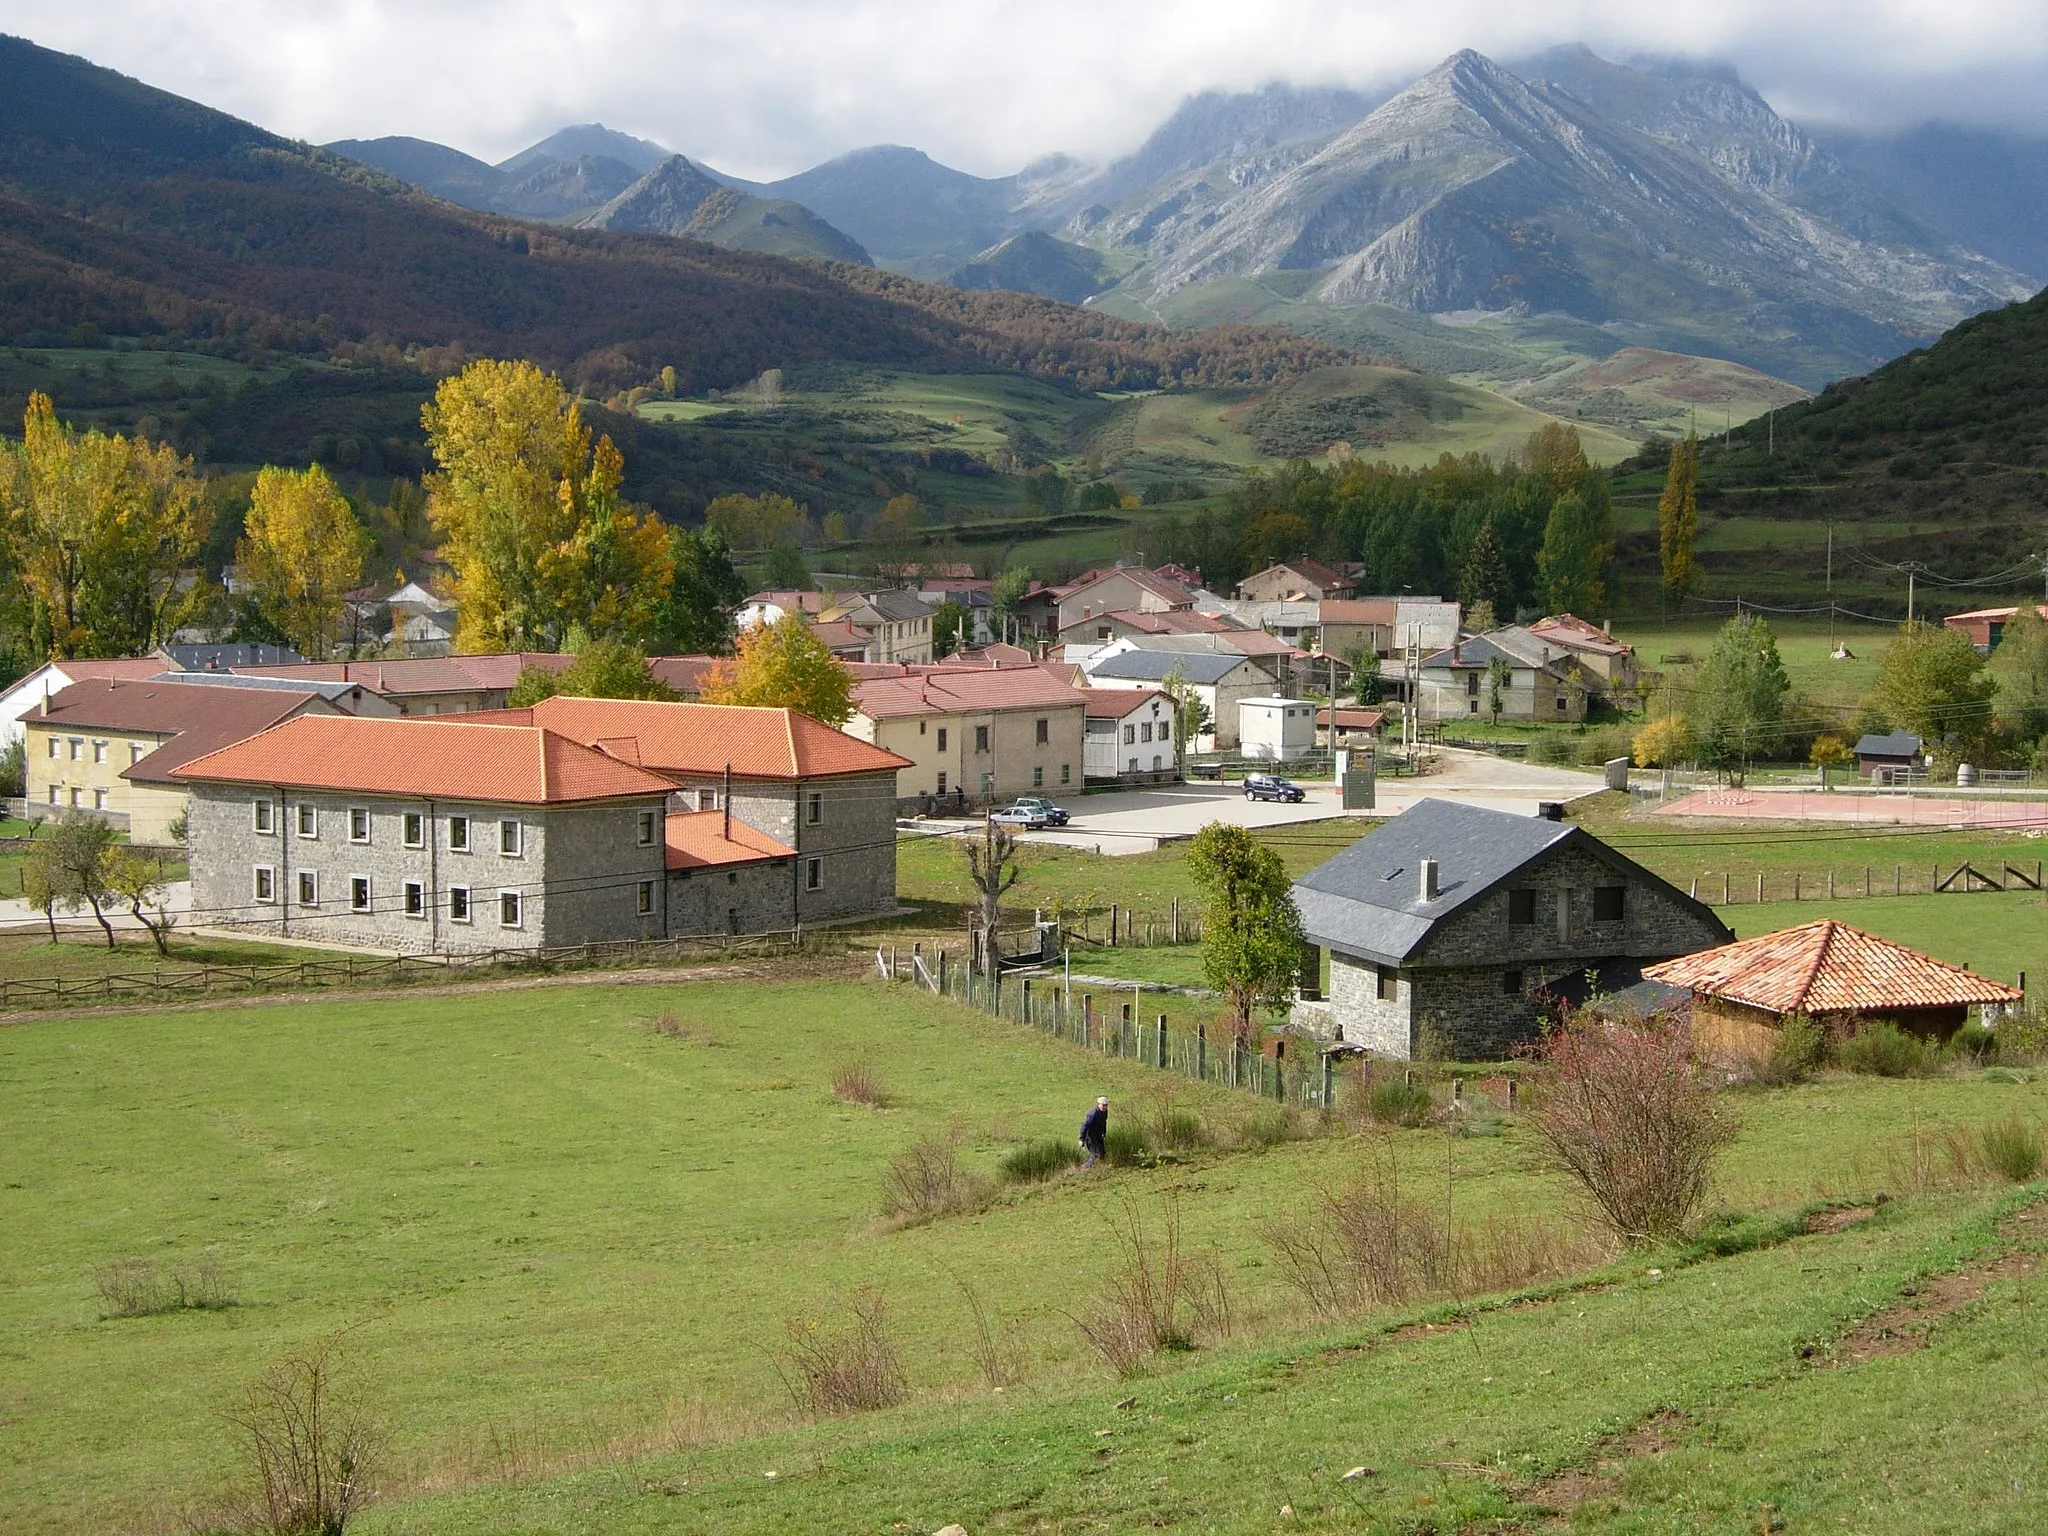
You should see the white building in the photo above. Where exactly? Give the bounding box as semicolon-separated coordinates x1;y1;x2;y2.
1082;689;1177;784
1237;696;1318;760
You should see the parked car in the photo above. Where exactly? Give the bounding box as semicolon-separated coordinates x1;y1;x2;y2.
1243;774;1306;803
1011;796;1070;826
990;804;1050;829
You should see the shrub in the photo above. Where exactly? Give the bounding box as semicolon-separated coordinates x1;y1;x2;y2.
1102;1125;1150;1167
1244;1104;1301;1148
1977;1117;2044;1183
880;1136;987;1220
1525;1012;1735;1243
1000;1138;1083;1184
1948;1024;1998;1066
777;1288;910;1417
1745;1013;1826;1087
647;1009;716;1045
1998;1002;2048;1065
1143;1098;1209;1152
94;1254;234;1318
1368;1075;1434;1127
1073;1197;1230;1377
228;1334;376;1536
831;1063;888;1107
1836;1021;1937;1078
1263;1159;1451;1311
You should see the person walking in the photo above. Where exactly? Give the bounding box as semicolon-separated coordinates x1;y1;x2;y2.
1079;1095;1109;1168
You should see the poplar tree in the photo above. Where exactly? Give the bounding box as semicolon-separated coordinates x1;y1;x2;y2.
237;464;369;659
700;613;855;725
1657;432;1701;607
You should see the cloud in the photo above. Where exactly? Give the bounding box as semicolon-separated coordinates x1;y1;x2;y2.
4;0;2046;177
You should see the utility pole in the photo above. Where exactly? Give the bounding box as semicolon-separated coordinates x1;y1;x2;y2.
1768;408;1774;457
1827;525;1834;650
1901;561;1924;625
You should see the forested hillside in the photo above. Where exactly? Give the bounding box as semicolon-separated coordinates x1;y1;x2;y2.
0;36;1350;400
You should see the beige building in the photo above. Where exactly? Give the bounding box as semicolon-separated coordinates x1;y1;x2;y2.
23;676;382;841
819;590;935;664
848;667;1086;807
1236;559;1355;603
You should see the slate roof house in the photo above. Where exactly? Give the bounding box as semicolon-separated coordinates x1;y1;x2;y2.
1854;730;1925;780
1290;800;1731;1060
1646;919;2021;1057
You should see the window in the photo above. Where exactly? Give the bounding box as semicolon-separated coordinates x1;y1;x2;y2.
1032;765;1044;788
974;725;989;754
806;857;823;892
937;727;948;752
700;788;718;811
129;742;144;766
1376;965;1396;1002
350;876;371;912
919;720;927;735
68;738;80;760
1555;696;1568;711
296;870;318;907
1593;887;1626;923
93;788;107;810
980;772;994;797
47;785;58;805
1035;718;1049;745
1469;699;1479;714
1061;763;1071;785
68;788;80;808
806;792;822;826
253;866;276;904
296;804;317;838
1508;889;1537;926
1503;970;1524;996
448;815;470;852
402;812;424;849
1123;724;1136;745
1466;673;1479;697
45;737;56;759
637;810;657;847
449;886;471;923
636;880;654;915
1141;722;1153;743
1152;755;1162;771
499;819;522;856
499;890;521;928
402;881;425;918
92;739;106;764
936;771;948;795
1127;757;1138;772
348;807;371;843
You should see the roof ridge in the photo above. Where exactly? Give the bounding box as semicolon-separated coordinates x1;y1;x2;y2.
1791;918;1839;1011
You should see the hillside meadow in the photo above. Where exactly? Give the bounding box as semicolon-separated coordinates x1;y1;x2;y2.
2;972;2044;1533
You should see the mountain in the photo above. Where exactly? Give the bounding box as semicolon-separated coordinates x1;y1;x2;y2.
579;156;872;264
0;35;1348;399
766;146;1020;278
949;231;1109;304
496;122;672;179
1816;123;2048;282
326;135;505;206
1082;51;2031;385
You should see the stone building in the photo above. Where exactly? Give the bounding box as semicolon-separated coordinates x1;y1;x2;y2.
1290;799;1730;1060
849;666;1085;808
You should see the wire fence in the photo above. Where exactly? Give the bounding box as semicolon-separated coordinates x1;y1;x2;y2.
1678;861;2047;905
0;929;835;1012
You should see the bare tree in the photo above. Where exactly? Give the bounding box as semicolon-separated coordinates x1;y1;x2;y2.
228;1334;377;1535
962;815;1020;984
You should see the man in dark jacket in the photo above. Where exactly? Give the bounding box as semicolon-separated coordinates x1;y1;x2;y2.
1079;1096;1109;1168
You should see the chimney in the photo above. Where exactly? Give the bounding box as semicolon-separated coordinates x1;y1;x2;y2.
1602;618;1612;637
1538;801;1564;821
1419;858;1440;902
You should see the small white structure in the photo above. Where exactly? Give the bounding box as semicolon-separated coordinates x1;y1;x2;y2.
1237;696;1317;760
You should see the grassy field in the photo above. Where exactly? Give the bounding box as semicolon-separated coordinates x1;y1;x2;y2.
1612;613;1898;714
0;930;328;984
4;969;2041;1533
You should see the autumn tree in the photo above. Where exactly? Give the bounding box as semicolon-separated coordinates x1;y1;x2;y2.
705;492;806;553
236;465;369;659
1632;713;1692;769
507;637;680;707
701;613;855;725
1809;734;1853;789
1524;423;1591;497
1657;432;1701;608
1187;822;1306;1040
421;360;671;652
1871;621;1997;760
1;393;207;657
1989;605;2048;745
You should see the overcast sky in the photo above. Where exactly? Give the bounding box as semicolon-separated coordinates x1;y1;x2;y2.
5;1;2047;179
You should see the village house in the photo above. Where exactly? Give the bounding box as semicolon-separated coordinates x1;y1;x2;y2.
1036;566;1200;636
1945;604;2048;654
1645;919;2022;1057
1416;635;1588;723
1314;599;1399;661
1855;730;1926;780
819;589;936;664
1522;614;1639;695
232;653;579;715
1238;697;1319;760
1081;688;1177;784
23;675;393;841
1079;645;1271;752
1317;706;1385;750
847;666;1086;808
1057;607;1238;647
736;589;825;630
1290;800;1731;1060
1236;559;1356;603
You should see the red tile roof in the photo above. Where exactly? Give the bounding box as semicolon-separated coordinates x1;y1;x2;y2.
855;666;1086;721
1082;687;1168;718
170;715;677;804
1644;920;2021;1014
233;656;563;695
28;678;335;786
665;810;795;869
1529;614;1630;657
647;655;719;695
41;658;169;684
507;697;909;780
1318;599;1398;625
1059;607;1235;638
1318;707;1385;730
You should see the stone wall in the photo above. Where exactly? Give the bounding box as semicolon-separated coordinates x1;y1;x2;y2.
669;770;899;926
667;857;797;936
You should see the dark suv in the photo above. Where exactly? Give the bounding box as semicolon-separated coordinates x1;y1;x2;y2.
1243;774;1306;803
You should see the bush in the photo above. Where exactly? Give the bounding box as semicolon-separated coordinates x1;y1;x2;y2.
831;1063;888;1107
1745;1013;1826;1087
1244;1104;1302;1148
228;1335;376;1536
777;1288;910;1417
1102;1125;1150;1167
1977;1117;2044;1183
1142;1098;1210;1152
1526;1012;1735;1242
1948;1024;1998;1066
880;1136;988;1220
94;1254;234;1318
1836;1021;1938;1078
1073;1197;1230;1377
1000;1138;1083;1183
1368;1075;1434;1127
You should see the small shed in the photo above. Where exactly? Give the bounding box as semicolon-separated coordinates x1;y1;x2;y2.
1237;696;1318;760
1854;730;1923;780
1643;918;2021;1058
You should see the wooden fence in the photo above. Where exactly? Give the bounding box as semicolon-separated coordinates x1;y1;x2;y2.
1685;862;2047;904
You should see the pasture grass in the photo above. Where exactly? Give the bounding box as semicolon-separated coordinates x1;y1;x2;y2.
0;929;328;983
6;975;2046;1532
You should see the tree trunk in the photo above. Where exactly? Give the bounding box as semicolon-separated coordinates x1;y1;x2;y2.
133;900;171;957
86;896;115;948
41;902;57;945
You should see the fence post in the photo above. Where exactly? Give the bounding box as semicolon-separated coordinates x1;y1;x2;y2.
1724;872;1731;904
1793;872;1800;901
1082;994;1093;1047
1273;1042;1286;1102
1120;1002;1132;1058
1828;870;1835;899
1507;1078;1519;1112
1895;864;1901;896
1451;1077;1463;1109
1756;872;1764;903
1109;903;1119;947
1320;1053;1334;1110
938;948;947;995
1932;863;1938;894
1230;1035;1243;1089
1172;897;1180;944
1197;1022;1207;1081
1156;1014;1168;1069
1022;977;1032;1025
1690;877;1697;900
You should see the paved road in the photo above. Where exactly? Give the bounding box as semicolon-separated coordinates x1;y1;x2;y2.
914;751;1606;855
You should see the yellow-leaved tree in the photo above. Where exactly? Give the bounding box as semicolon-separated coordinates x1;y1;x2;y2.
1;393;207;657
701;613;855;725
421;360;671;651
236;465;370;659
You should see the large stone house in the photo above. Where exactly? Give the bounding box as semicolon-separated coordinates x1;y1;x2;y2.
819;589;936;664
1291;800;1731;1060
1236;559;1356;603
1416;635;1588;724
848;666;1085;808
